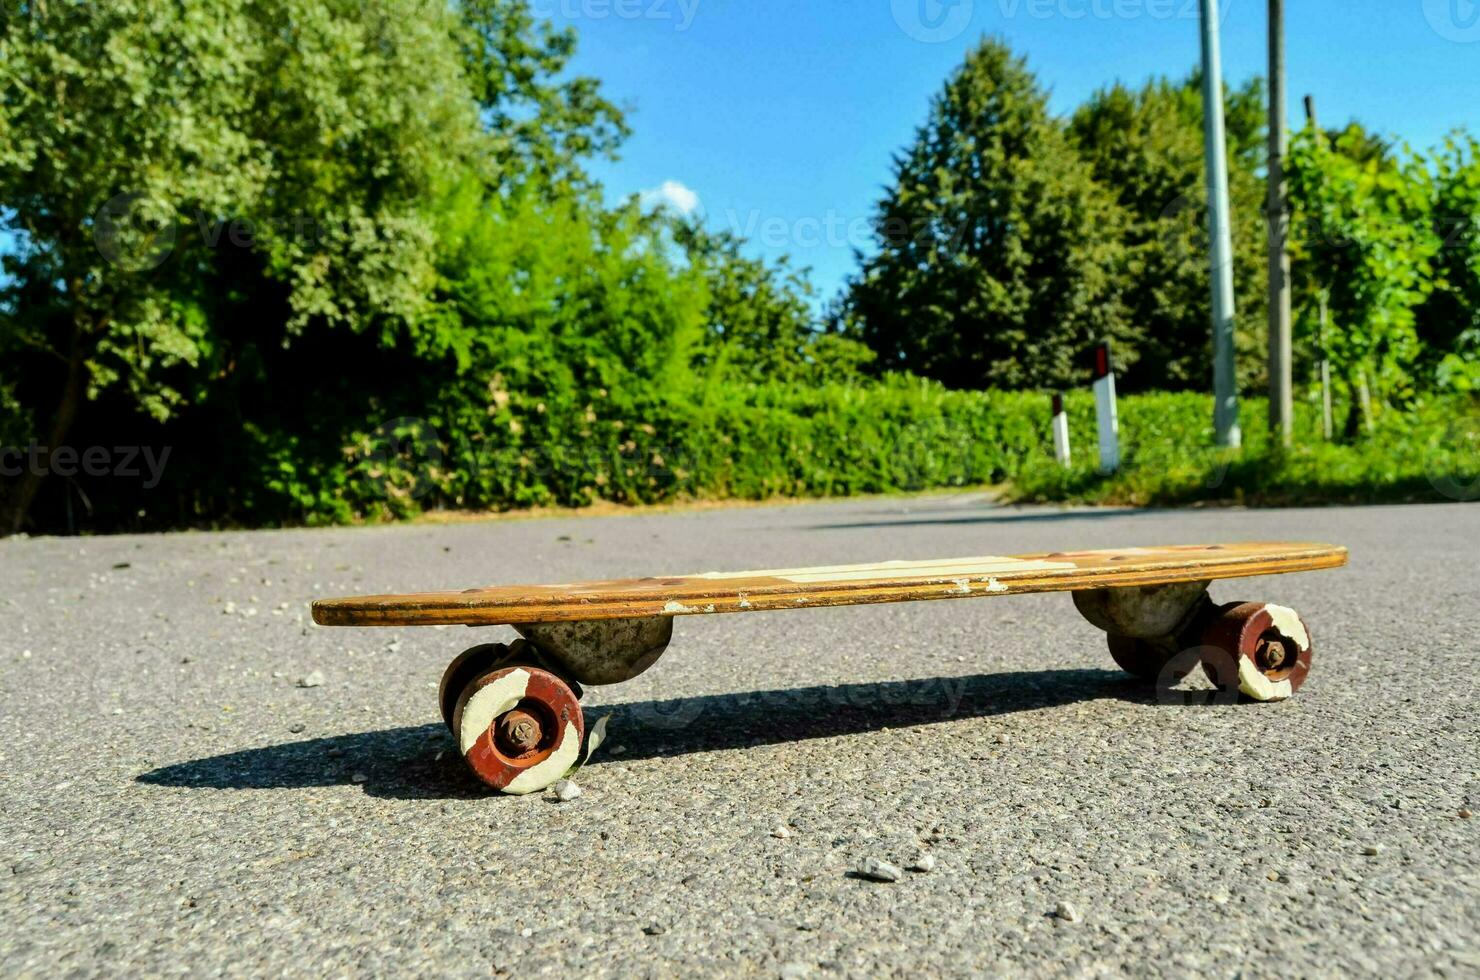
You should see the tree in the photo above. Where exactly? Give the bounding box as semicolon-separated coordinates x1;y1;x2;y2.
1068;72;1269;392
1287;124;1440;433
674;222;875;385
839;38;1128;391
1420;133;1480;391
0;0;622;532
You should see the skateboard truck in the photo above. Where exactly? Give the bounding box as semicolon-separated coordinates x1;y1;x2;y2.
312;542;1344;794
513;615;673;685
1073;580;1314;701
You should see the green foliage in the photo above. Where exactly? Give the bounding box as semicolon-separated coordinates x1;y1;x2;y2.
3;6;1478;535
675;221;876;385
1288;124;1441;416
1068;73;1269;392
840;38;1128;390
455;0;628;189
1422;134;1480;391
1013;391;1480;506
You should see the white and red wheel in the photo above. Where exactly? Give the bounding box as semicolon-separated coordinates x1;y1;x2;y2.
438;643;509;733
449;664;585;794
1199;601;1313;701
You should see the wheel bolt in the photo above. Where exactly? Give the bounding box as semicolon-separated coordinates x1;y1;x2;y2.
496;709;542;755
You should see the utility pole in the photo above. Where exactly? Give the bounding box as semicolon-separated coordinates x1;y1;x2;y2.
1304;95;1333;440
1199;0;1241;448
1267;0;1293;446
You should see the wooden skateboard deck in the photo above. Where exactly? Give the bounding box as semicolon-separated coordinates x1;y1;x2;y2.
311;541;1347;627
310;540;1347;794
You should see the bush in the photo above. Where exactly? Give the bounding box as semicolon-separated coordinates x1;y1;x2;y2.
1013;391;1480;506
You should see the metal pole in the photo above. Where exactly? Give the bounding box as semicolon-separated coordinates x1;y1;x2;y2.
1199;0;1241;448
1318;292;1333;440
1304;96;1335;441
1267;0;1293;446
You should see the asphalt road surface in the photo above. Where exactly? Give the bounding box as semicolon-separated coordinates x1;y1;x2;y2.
2;496;1476;976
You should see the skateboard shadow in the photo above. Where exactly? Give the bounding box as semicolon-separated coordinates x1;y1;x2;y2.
805;507;1147;531
137;668;1144;800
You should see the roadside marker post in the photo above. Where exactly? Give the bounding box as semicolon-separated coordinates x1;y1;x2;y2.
1092;342;1120;475
1051;393;1071;467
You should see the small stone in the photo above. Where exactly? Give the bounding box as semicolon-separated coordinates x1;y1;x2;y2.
1362;844;1382;856
1054;901;1081;923
1460;809;1473;819
856;857;903;883
552;779;582;802
351;772;368;784
642;922;666;936
771;825;792;839
289;723;306;734
906;852;936;873
297;671;324;688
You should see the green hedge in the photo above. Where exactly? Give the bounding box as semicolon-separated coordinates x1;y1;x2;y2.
1013;390;1480;506
290;380;1479;525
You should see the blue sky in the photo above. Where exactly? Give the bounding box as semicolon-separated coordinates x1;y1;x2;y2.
545;0;1480;308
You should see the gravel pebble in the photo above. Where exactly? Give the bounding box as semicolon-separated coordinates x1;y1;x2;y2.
297;671;324;688
1363;844;1383;856
856;858;903;883
642;922;666;936
1054;901;1082;923
288;723;306;734
552;779;582;802
771;824;792;839
907;852;936;873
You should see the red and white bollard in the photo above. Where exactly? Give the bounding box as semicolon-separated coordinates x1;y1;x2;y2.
1051;393;1071;467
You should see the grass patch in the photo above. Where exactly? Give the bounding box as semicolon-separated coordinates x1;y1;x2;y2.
1010;391;1480;507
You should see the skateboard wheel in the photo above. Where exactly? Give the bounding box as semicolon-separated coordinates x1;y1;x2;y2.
451;665;585;794
1105;634;1173;681
1199;601;1313;702
439;643;509;733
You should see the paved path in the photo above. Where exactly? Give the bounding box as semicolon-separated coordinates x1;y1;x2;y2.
2;496;1476;975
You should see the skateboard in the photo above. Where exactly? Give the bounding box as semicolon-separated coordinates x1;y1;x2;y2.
312;541;1347;794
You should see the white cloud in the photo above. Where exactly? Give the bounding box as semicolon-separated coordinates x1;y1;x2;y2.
639;180;700;216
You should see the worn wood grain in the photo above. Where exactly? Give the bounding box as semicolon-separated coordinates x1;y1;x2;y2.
312;541;1347;628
